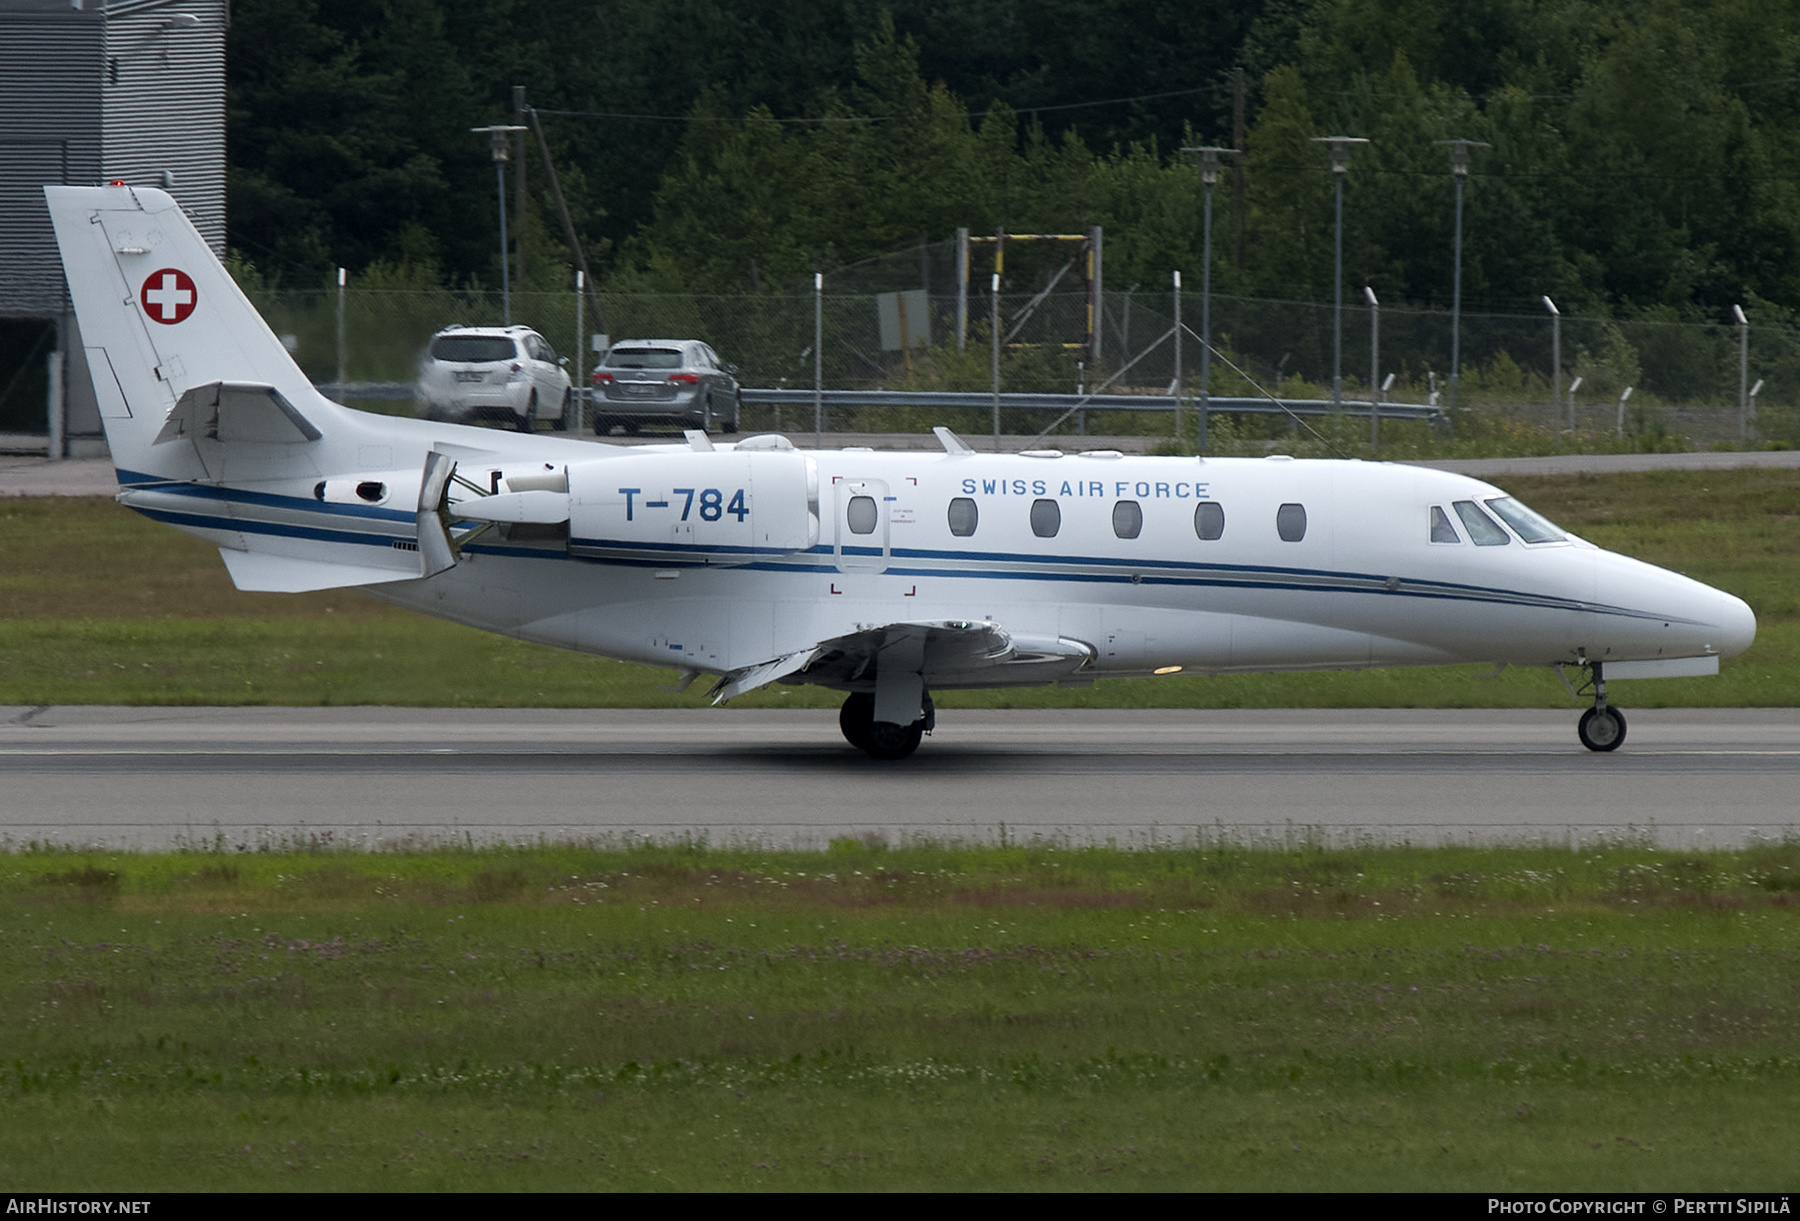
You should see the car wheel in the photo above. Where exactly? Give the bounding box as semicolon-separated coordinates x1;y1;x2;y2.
700;394;713;432
517;391;536;433
723;391;741;434
553;389;570;431
621;419;640;435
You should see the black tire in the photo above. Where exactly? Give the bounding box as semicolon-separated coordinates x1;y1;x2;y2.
838;692;922;760
517;391;536;433
621;419;640;435
1578;706;1627;752
723;391;741;434
700;394;714;432
552;389;570;431
839;692;874;752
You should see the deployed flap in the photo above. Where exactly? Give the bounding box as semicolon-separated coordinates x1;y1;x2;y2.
709;648;822;704
156;382;321;445
710;620;1096;705
221;549;411;593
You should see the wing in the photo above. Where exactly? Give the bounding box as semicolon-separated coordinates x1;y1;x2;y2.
709;619;1094;704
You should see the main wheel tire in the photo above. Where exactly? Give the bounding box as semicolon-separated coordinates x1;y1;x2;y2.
838;692;875;752
838;692;922;760
1578;706;1627;752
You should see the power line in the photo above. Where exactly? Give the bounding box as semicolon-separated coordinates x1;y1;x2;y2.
534;85;1210;127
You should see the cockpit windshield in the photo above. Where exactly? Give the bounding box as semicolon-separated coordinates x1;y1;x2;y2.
1485;497;1566;543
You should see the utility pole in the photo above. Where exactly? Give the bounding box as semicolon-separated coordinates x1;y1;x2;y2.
513;86;528;289
1182;145;1237;454
1232;68;1247;270
1365;286;1379;450
1312;136;1368;412
1544;296;1561;443
1434;138;1490;412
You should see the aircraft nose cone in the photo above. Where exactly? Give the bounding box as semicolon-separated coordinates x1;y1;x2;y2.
1713;589;1757;659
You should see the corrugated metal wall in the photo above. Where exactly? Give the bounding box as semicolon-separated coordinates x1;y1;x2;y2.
102;0;228;255
0;7;104;318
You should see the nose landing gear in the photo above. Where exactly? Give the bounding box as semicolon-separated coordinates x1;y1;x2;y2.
1568;662;1627;752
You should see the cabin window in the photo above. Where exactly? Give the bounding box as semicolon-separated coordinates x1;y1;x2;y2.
947;497;978;537
1276;503;1307;542
1194;501;1225;541
1453;500;1510;546
1486;497;1565;543
846;495;878;535
1029;498;1061;538
1429;505;1461;543
1112;500;1143;539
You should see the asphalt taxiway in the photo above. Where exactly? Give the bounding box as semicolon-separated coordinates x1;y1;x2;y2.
3;706;1794;850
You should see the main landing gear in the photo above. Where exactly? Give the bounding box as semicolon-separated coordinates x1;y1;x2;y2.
839;691;935;760
1569;662;1627;752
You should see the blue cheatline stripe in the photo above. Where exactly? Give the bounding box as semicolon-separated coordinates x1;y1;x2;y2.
119;474;1708;628
116;469;415;524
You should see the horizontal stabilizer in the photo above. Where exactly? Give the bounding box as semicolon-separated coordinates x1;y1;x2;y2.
156;382;321;446
220;549;413;593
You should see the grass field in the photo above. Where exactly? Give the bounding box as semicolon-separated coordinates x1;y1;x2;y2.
1;466;1795;708
4;841;1799;1191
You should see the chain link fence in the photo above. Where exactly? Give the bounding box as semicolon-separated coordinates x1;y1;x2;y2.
244;274;1800;447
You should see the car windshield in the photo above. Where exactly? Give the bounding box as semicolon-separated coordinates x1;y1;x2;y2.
606;348;684;370
429;335;516;363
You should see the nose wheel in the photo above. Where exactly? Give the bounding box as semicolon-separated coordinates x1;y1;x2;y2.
1567;662;1627;752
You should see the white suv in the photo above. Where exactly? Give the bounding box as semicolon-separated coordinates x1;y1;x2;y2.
416;325;573;431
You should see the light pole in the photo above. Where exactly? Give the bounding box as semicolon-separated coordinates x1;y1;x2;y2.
472;124;527;324
1734;304;1750;442
1364;285;1380;449
1543;296;1560;442
1312;136;1368;412
1182;145;1237;454
1433;139;1489;412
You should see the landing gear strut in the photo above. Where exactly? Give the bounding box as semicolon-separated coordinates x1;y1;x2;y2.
1573;662;1627;752
839;691;933;760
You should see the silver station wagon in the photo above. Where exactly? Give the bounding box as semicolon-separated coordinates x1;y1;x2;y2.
590;339;740;434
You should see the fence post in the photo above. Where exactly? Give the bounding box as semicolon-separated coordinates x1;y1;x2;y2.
335;267;347;394
1172;269;1182;440
955;227;969;352
1365;286;1380;450
1735;304;1749;443
1544;296;1561;443
573;269;584;433
814;272;824;448
991;271;1002;450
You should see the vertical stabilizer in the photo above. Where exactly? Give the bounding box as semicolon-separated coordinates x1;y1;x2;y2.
44;185;335;481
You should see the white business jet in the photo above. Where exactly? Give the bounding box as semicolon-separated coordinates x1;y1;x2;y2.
48;185;1755;758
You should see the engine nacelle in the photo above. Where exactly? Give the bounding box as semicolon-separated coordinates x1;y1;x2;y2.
567;450;818;565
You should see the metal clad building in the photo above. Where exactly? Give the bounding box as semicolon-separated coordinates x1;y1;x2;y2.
0;0;226;452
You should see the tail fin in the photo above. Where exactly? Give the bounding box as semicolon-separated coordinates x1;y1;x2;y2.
45;184;333;483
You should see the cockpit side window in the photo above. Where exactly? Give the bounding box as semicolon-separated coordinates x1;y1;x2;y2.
1429;505;1461;544
1453;500;1510;546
